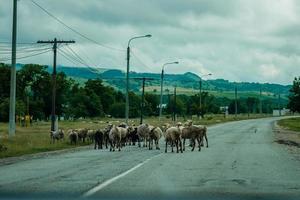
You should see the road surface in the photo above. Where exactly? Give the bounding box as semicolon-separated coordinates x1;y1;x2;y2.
0;117;299;199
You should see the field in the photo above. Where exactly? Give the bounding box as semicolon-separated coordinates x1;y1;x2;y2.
277;117;300;132
144;86;286;100
0;114;272;159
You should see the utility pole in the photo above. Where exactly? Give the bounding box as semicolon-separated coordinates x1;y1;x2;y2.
125;46;130;125
125;35;151;125
8;0;18;137
235;85;238;119
259;86;262;115
278;93;281;116
159;68;164;121
37;38;75;131
133;77;154;124
159;61;178;121
199;78;202;118
173;86;177;122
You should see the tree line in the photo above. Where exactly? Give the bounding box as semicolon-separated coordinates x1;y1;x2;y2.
0;63;296;122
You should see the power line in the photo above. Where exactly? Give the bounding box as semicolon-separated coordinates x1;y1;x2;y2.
0;49;52;62
130;50;153;72
30;0;124;52
58;48;100;75
0;47;53;55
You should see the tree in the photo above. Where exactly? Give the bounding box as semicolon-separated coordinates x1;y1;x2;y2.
110;103;125;118
288;77;300;113
0;63;11;100
84;79;116;114
144;93;159;116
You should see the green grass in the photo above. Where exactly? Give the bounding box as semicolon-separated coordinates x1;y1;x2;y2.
144;86;286;100
277;118;300;132
0;114;272;159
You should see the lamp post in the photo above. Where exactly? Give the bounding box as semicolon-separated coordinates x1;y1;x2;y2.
159;61;179;121
125;34;151;124
198;73;212;118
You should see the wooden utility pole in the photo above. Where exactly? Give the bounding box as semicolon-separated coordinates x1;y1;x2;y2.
235;85;238;119
134;77;154;124
37;38;75;131
259;86;263;115
173;86;177;122
199;79;202;118
9;0;17;137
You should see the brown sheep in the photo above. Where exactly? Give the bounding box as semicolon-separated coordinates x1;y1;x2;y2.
149;126;163;150
68;129;78;145
77;128;88;143
137;124;151;147
164;126;183;153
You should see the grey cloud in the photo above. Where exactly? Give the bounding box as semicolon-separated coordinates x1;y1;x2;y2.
0;0;300;84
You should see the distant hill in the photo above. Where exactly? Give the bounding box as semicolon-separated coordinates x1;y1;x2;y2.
16;64;291;98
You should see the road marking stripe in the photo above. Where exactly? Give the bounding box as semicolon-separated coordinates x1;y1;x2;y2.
82;154;161;197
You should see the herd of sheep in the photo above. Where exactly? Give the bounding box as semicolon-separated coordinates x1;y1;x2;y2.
50;120;208;153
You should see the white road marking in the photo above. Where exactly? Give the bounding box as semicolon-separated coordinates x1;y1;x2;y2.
82;154;161;197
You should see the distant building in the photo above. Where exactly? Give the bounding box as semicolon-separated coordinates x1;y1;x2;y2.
273;108;290;116
220;106;229;117
157;104;167;109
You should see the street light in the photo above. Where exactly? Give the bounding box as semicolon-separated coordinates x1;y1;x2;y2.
199;73;212;118
159;61;179;121
125;34;152;124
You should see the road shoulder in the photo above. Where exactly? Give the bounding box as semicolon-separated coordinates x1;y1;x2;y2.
273;120;300;161
0;145;91;166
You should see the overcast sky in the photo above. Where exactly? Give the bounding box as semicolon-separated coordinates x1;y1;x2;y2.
1;0;300;84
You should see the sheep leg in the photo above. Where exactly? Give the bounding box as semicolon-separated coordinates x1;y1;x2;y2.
197;137;201;152
176;140;179;153
179;139;183;153
204;133;208;148
165;141;168;153
118;141;121;151
183;138;186;151
191;139;195;151
155;140;160;150
109;140;113;151
105;138;108;149
100;140;103;149
94;141;97;149
171;141;174;153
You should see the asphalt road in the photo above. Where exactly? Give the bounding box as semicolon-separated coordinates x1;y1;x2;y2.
0;117;299;200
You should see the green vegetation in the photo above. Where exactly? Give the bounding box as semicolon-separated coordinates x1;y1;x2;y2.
0;120;104;159
277;118;300;132
0;63;289;122
288;77;300;113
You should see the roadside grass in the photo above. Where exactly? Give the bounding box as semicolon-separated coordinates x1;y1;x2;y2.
0;114;272;159
277;117;300;132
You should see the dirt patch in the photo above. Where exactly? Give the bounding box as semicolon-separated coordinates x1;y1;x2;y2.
273;121;300;160
274;122;300;147
276;139;300;148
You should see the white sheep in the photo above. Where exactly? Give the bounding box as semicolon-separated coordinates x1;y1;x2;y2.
50;129;64;143
109;125;122;151
137;124;151;147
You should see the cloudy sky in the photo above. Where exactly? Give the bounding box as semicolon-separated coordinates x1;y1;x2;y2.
1;0;300;84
